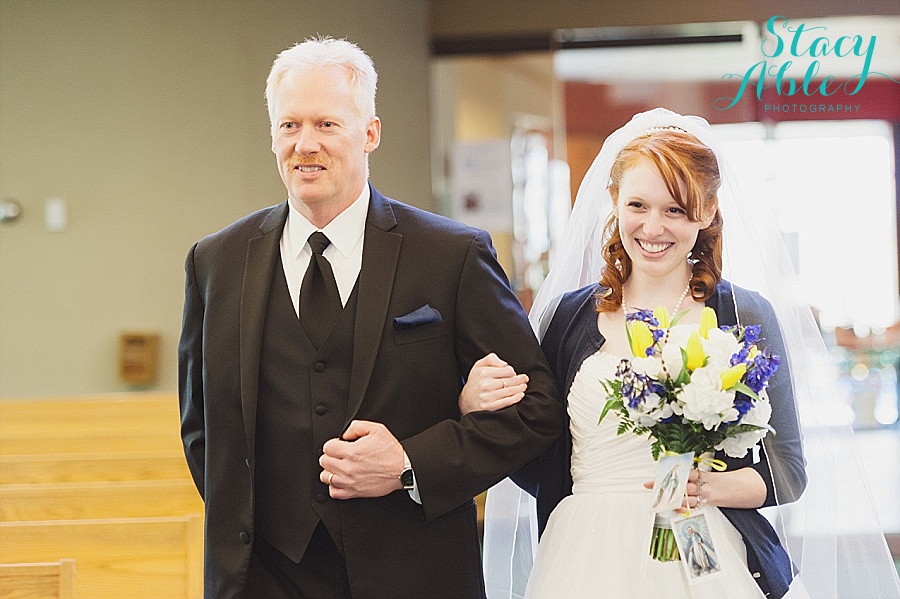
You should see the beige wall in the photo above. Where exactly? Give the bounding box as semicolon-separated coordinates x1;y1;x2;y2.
0;0;431;397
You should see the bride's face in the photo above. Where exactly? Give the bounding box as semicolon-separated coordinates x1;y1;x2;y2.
615;159;713;280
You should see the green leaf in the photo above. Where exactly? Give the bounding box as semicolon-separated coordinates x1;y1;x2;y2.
674;349;691;386
598;398;616;424
669;308;691;327
731;381;760;401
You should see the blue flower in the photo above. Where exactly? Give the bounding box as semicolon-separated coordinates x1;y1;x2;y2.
648;380;666;395
732;397;755;420
742;325;761;345
745;352;780;393
626;309;659;328
615;360;655;409
731;346;750;366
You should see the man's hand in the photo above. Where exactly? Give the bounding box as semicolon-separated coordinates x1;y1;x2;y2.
319;420;405;499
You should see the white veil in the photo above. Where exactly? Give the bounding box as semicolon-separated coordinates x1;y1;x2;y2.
483;108;900;598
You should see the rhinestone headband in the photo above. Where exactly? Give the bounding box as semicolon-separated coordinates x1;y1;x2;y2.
639;125;689;136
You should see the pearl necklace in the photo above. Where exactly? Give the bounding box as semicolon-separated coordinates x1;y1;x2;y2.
622;283;691;317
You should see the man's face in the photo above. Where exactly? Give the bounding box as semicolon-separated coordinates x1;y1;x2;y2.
270;66;380;218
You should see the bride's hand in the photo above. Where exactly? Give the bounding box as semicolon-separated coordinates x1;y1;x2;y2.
642;469;709;513
459;353;528;416
644;468;709;515
643;467;766;512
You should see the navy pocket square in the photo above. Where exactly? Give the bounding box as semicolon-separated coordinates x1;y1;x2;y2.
393;304;442;330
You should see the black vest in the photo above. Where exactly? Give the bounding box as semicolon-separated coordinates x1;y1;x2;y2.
253;255;359;563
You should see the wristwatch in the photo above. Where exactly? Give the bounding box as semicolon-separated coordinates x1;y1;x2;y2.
400;451;415;490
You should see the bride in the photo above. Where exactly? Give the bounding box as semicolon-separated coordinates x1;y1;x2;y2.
461;109;900;598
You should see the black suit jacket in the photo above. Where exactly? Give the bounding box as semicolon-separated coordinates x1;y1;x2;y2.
178;186;564;598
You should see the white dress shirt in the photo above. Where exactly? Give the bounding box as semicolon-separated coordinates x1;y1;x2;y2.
280;186;369;316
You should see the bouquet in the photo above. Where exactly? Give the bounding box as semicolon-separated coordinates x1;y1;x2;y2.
599;305;779;562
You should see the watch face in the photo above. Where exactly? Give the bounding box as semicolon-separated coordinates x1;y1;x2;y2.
400;468;414;489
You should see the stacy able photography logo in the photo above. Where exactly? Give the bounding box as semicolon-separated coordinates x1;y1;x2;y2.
714;15;900;113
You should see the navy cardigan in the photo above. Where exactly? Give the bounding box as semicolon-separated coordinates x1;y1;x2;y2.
512;280;807;598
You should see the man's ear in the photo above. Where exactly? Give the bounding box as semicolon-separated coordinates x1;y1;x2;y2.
365;117;381;153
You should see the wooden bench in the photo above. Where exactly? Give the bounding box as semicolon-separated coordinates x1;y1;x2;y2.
0;480;203;522
0;515;202;599
0;394;182;455
0;559;76;599
0;451;193;485
0;433;183;456
0;394;191;485
0;394;179;435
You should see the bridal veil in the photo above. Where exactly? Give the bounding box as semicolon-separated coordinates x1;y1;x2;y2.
483;107;900;599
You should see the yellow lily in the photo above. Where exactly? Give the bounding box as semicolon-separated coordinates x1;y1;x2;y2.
699;306;718;339
721;363;748;390
628;321;654;357
684;332;706;371
653;306;670;329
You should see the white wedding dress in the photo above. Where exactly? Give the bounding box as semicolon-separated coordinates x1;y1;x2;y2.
524;350;766;599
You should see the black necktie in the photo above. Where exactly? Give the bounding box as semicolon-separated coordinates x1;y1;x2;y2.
300;232;342;348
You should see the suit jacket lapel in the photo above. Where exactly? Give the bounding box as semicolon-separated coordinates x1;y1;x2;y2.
346;188;401;423
240;202;289;460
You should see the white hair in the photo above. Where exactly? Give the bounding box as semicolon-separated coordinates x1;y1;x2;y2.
265;36;378;132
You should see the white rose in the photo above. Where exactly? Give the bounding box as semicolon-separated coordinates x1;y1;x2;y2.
632;356;664;379
634;413;660;427
742;393;773;427
658;401;675;420
703;328;743;370
638;395;674;426
715;395;773;457
626;391;663;420
716;432;757;458
679;367;736;429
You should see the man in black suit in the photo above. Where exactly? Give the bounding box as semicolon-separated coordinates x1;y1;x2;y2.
178;37;563;598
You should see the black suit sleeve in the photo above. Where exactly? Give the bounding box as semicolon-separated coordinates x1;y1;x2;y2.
401;232;565;520
178;243;207;499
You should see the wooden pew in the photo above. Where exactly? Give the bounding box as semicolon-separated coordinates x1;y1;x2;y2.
0;451;192;485
0;395;204;597
0;480;203;522
0;394;182;455
0;433;182;456
0;559;76;599
0;515;203;599
0;394;177;430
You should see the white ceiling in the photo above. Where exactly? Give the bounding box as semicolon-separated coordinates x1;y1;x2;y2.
554;16;900;82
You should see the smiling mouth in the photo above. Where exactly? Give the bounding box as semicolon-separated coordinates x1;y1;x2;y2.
637;240;673;254
294;165;325;173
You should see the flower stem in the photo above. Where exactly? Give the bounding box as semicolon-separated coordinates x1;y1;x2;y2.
649;526;681;562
